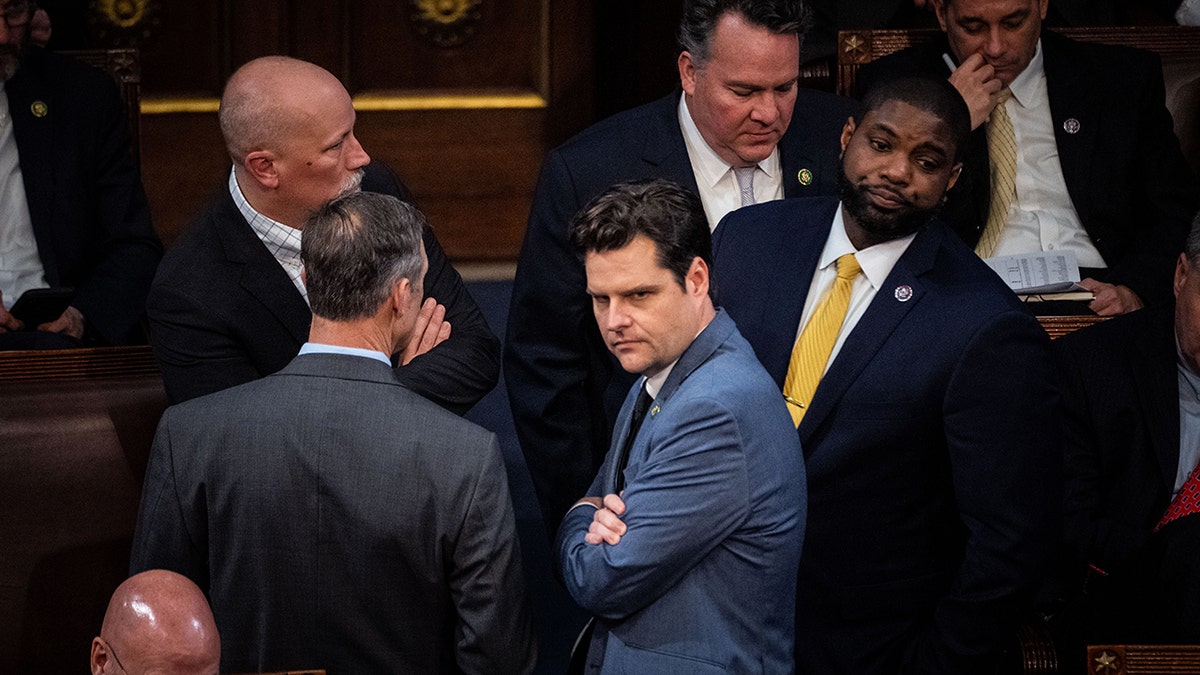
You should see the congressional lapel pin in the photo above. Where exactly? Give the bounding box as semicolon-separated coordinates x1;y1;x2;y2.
1063;118;1080;134
30;101;48;118
894;285;913;302
650;403;661;417
797;168;813;186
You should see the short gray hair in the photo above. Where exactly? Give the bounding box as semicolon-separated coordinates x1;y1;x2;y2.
301;192;425;321
1187;209;1200;265
678;0;811;65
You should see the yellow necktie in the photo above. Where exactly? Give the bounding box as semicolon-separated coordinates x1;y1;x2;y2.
975;89;1016;259
782;253;861;427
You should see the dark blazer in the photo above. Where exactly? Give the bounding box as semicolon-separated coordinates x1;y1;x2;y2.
130;352;535;674
506;89;858;535
147;162;499;412
6;47;160;344
858;30;1198;305
1055;304;1200;644
557;310;806;674
713;197;1061;674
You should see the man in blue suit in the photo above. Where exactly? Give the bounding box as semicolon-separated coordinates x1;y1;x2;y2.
714;77;1060;673
557;179;806;673
507;0;856;537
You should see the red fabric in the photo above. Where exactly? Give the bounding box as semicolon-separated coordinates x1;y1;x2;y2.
1157;461;1200;531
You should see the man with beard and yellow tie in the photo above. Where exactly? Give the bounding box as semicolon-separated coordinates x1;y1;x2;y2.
714;75;1060;674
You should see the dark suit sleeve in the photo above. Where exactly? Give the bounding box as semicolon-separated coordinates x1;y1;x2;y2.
129;411;209;588
505;149;615;533
147;277;266;405
913;310;1062;672
556;397;751;619
449;436;537;674
363;162;500;414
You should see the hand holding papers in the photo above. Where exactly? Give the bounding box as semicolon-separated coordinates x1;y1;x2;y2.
983;251;1095;301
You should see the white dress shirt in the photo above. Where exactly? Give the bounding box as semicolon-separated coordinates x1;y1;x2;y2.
1176;340;1200;496
796;205;916;374
989;40;1107;268
229;168;308;302
679;93;783;232
0;83;47;309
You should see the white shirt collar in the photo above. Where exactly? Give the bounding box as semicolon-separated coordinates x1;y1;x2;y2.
228;168;307;300
298;342;392;366
821;204;917;290
678;92;781;189
1007;39;1044;107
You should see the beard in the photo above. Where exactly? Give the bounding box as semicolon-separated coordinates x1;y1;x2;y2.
837;169;940;246
338;168;365;196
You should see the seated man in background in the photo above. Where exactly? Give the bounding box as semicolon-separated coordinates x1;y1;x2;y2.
90;569;220;675
858;0;1198;315
1054;208;1200;656
508;0;857;538
714;76;1061;673
0;0;161;349
558;179;806;672
132;191;535;674
149;55;497;412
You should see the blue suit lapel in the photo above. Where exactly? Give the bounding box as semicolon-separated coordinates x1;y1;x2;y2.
798;223;942;445
754;201;837;388
643;93;700;193
610;310;737;489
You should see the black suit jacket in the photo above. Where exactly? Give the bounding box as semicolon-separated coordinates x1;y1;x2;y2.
1055;304;1200;644
147;163;499;412
714;197;1062;674
130;352;535;674
6;47;160;344
859;30;1198;305
504;89;858;534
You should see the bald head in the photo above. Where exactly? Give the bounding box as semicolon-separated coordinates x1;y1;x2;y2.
219;56;348;163
91;570;220;675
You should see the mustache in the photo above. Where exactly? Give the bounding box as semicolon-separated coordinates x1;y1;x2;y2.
339;169;365;195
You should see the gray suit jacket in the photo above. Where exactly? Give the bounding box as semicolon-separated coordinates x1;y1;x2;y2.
131;352;535;674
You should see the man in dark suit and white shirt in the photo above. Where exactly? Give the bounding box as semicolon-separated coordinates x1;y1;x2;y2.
858;0;1198;315
557;179;805;673
131;191;535;674
148;56;497;412
714;76;1060;673
507;0;857;538
1054;209;1200;653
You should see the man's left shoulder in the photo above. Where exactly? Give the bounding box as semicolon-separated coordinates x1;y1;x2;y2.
1043;30;1159;74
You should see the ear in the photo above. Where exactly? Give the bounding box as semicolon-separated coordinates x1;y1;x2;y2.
678;51;697;97
932;0;950;31
1038;0;1049;20
90;638;108;675
243;150;279;189
390;277;413;317
839;117;857;155
1175;252;1190;300
685;256;710;298
946;162;963;191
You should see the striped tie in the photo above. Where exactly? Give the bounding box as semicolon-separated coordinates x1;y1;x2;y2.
735;166;756;207
782;253;861;426
975;89;1016;259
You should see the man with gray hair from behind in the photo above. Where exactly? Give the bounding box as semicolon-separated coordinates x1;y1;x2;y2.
90;569;220;675
131;191;535;674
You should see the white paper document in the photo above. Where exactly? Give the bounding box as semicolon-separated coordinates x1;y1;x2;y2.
984;251;1086;295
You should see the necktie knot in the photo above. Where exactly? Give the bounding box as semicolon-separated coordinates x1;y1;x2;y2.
997;87;1013;106
835;253;861;281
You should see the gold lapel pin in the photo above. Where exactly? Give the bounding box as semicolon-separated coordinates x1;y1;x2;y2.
30;101;48;118
797;168;813;186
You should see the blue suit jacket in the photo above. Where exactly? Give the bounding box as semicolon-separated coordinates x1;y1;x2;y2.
508;89;857;536
557;309;806;674
713;197;1061;674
